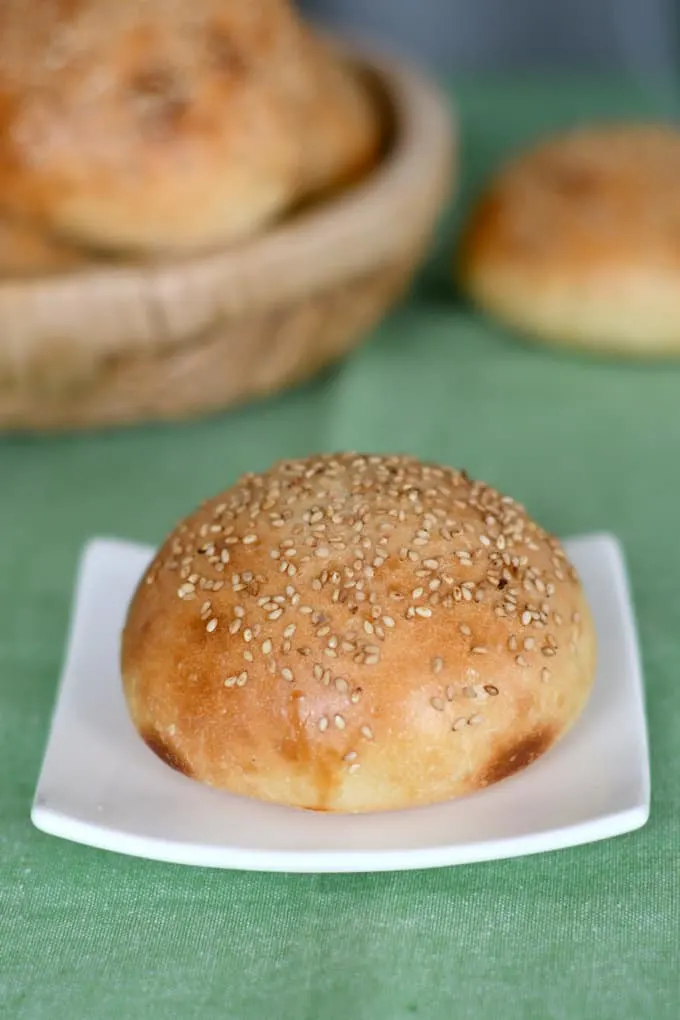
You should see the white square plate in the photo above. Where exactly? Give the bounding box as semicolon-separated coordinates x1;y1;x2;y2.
31;533;650;873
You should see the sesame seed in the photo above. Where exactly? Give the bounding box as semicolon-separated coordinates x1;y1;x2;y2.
452;718;467;731
237;672;248;687
471;646;488;655
234;606;245;618
523;638;535;651
415;606;432;618
350;690;362;703
262;639;272;655
431;697;446;711
224;676;237;687
484;684;499;696
344;751;357;762
318;716;329;732
432;656;444;674
315;547;331;559
521;611;533;626
348;763;361;775
382;616;395;628
334;715;346;730
541;668;551;683
459;624;471;636
335;677;349;693
361;725;374;740
206;618;218;633
242;534;258;545
281;668;294;682
516;654;528;667
268;608;283;621
469;714;484;725
177;583;195;599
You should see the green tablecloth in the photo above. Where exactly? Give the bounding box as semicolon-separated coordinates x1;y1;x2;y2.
2;78;679;1020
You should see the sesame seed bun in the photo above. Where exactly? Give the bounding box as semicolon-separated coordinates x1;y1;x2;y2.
121;454;596;813
0;0;380;254
457;123;680;357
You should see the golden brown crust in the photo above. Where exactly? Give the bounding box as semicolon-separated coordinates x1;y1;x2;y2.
458;123;680;355
122;454;596;813
0;0;380;254
294;35;383;200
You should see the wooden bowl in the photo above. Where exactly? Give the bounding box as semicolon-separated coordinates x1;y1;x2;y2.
0;49;455;432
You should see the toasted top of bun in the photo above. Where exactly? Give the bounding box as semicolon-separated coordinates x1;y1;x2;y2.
0;0;379;253
122;454;596;813
457;124;680;354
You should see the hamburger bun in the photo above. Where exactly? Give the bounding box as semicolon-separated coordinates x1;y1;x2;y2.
294;36;383;201
121;454;596;813
458;123;680;356
0;0;380;255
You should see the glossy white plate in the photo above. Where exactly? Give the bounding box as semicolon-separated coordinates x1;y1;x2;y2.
31;533;650;873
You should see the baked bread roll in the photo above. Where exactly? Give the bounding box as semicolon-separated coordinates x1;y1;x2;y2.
0;0;380;254
295;35;383;200
122;454;596;813
458;124;680;356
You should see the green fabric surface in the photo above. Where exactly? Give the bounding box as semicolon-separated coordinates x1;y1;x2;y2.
2;77;679;1020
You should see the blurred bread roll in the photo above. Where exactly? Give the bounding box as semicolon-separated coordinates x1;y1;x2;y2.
458;124;680;356
122;454;596;813
296;34;383;200
0;0;381;255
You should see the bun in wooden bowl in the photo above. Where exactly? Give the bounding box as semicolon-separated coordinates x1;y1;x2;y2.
0;0;380;252
0;47;455;432
122;454;596;813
